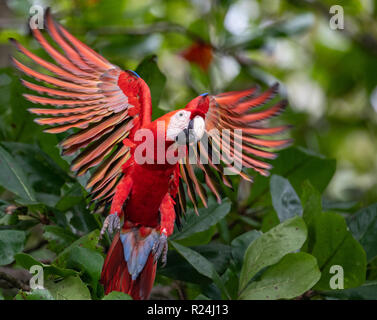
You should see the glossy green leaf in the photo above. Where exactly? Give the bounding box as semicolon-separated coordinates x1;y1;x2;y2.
45;275;91;300
310;212;366;290
66;246;104;293
239;216;307;292
239;253;320;300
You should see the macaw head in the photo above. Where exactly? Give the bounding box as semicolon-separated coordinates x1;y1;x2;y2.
165;109;205;144
133;95;208;166
153;108;205;146
164;94;210;144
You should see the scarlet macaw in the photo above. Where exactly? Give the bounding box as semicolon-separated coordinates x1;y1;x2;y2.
11;10;291;299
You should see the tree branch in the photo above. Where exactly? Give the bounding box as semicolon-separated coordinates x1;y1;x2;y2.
94;22;207;45
0;269;30;291
92;22;261;68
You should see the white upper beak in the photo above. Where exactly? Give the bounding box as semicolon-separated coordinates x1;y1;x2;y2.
191;116;205;141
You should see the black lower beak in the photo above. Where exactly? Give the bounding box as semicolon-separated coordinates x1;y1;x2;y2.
175;119;194;145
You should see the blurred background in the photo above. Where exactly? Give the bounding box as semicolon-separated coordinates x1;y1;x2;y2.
1;0;376;207
0;0;377;300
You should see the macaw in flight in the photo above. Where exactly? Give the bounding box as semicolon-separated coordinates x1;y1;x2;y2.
11;9;291;300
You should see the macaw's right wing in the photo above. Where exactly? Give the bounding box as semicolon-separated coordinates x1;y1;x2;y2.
176;84;292;215
10;9;152;209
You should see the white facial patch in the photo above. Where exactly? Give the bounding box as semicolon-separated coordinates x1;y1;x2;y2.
166;110;191;141
192;116;205;141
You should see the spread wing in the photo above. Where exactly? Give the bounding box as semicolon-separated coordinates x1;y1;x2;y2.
177;84;292;214
10;9;152;209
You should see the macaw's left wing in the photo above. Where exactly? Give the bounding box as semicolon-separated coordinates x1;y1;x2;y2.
177;84;292;215
10;9;152;209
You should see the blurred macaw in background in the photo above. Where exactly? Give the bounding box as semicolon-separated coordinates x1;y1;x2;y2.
11;9;291;299
181;41;214;72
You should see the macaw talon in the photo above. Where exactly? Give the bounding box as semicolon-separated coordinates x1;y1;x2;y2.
100;213;120;239
152;232;168;266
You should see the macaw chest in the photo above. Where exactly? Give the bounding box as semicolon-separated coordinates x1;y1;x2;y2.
124;163;178;227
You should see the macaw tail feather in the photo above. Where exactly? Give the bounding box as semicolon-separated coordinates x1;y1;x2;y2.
100;227;158;300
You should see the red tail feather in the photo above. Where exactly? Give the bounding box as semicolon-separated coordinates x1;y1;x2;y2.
100;232;157;300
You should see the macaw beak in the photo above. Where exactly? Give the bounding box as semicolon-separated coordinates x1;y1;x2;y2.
175;116;205;145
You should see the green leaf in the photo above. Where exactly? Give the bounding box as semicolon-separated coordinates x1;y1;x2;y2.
15;289;54;300
45;275;91;300
171;240;217;280
261;209;281;232
310;212;366;290
322;280;377;300
170;199;231;241
0;230;26;266
174;225;216;246
43;225;79;254
1;142;70;203
239;252;321;300
159;243;231;285
222;268;240;300
248;147;336;205
135;55;167;120
170;241;230;299
55;183;84;212
270;175;303;222
102;291;132;300
301;181;322;252
239;216;307;292
66;246;104;294
69;203;99;234
55;229;102;268
347;203;377;262
301;181;322;225
0;145;36;201
15;253;77;278
231;230;261;271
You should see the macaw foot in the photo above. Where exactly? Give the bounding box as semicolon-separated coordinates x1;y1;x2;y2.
100;213;120;239
152;232;168;267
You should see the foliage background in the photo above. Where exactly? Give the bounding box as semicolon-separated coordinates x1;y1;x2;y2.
0;0;377;300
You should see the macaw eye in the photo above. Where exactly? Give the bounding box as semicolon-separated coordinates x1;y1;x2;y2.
178;112;184;117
